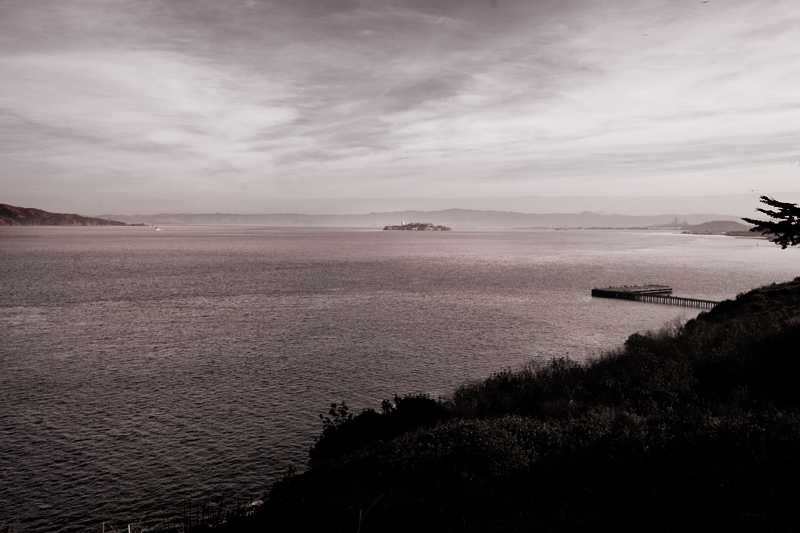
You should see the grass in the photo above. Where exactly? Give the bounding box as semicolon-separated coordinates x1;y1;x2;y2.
103;519;147;533
1;521;21;533
95;496;259;533
190;278;800;531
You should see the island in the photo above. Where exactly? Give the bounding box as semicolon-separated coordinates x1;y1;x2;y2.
383;221;451;231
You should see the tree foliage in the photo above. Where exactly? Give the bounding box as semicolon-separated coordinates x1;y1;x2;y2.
742;195;800;249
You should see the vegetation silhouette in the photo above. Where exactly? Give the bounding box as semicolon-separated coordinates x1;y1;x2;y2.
742;195;800;248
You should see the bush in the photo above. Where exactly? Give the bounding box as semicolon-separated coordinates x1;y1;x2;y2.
309;394;447;466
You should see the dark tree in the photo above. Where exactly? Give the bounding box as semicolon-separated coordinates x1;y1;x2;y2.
742;196;800;249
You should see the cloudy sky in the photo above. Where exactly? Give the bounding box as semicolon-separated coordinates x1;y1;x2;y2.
1;0;798;215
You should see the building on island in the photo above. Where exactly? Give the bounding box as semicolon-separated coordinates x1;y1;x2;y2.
383;222;451;231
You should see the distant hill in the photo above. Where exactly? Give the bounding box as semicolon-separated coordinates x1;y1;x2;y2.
0;204;128;226
102;209;745;228
682;220;753;234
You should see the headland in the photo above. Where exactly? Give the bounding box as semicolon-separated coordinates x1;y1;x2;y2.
219;277;800;532
0;203;132;226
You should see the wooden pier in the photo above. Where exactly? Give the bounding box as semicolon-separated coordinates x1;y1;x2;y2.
591;285;719;309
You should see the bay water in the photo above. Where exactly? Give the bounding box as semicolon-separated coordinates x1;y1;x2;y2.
1;226;797;532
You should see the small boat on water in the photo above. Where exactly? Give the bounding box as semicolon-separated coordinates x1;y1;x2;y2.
155;226;161;231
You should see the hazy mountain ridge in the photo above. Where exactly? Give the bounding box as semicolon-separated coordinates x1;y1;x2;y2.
0;204;127;226
102;209;746;228
682;220;752;233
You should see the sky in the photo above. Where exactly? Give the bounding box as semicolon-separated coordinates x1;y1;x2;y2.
1;0;799;216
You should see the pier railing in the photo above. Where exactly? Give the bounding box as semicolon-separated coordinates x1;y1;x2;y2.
592;288;719;309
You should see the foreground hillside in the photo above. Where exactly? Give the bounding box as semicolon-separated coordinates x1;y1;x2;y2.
213;279;800;532
0;204;127;226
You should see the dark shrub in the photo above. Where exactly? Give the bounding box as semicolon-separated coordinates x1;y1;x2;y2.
309;394;446;466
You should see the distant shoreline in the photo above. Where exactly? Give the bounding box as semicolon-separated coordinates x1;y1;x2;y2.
92;209;749;229
0;203;133;227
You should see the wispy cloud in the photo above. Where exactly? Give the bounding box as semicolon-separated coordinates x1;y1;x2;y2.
1;0;799;214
